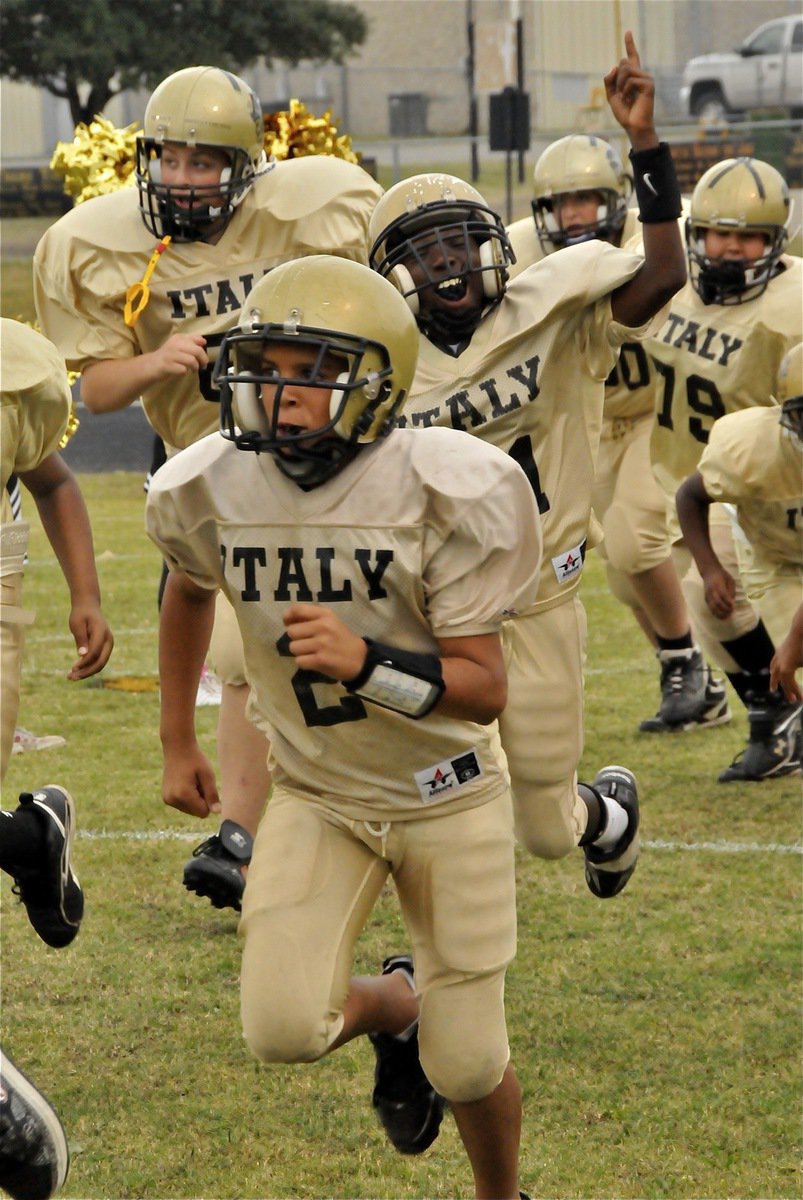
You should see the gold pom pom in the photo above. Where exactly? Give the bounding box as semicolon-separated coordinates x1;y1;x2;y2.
50;102;360;208
263;100;360;164
50;116;140;205
59;396;81;449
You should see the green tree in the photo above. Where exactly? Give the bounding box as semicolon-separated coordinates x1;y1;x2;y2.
0;0;368;126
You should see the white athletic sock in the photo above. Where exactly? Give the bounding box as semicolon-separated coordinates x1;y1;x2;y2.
593;796;628;851
391;963;417;1043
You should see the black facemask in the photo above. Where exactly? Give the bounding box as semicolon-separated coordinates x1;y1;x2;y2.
697;259;747;305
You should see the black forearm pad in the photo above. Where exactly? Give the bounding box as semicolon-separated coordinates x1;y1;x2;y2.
219;819;254;864
629;142;682;223
344;638;445;719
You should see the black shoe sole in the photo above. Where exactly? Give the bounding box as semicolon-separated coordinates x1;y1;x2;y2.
16;787;83;948
718;760;801;783
0;1050;70;1195
373;1088;445;1155
183;861;244;911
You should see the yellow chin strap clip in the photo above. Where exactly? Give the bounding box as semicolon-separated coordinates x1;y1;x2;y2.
124;235;172;327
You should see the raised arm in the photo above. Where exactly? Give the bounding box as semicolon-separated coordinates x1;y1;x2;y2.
605;31;686;327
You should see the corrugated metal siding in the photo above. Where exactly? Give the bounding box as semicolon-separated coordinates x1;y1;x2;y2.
0;0;796;161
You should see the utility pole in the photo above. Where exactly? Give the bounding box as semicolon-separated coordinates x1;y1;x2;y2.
467;0;479;181
514;2;525;183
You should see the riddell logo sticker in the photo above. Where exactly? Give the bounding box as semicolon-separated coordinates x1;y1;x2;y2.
414;750;482;803
551;542;584;584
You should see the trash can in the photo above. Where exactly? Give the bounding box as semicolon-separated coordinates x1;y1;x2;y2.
750;120;788;176
388;93;429;137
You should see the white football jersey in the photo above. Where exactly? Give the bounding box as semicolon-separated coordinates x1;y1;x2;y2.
400;238;653;609
602;210;659;423
146;426;541;820
34;157;383;451
508;208;659;424
505;212;546;277
1;320;71;526
648;256;803;502
509;210;693;425
697;406;803;567
506;205;641;280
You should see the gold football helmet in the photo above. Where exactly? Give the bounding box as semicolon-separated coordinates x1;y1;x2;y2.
136;66;266;240
685;157;790;304
368;173;514;337
531;134;633;252
778;343;803;447
215;256;420;487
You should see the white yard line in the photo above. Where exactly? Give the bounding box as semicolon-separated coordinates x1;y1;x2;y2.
75;830;802;854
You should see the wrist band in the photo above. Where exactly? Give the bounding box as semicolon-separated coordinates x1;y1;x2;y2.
344;638;445;719
629;142;682;224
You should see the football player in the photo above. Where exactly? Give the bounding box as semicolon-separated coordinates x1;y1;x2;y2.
366;33;686;886
34;66;383;912
1;321;113;777
508;134;729;735
146;256;543;1198
647;157;802;781
507;130;637;266
675;343;803;778
1;321;113;1200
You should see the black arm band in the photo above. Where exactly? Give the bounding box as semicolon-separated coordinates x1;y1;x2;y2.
343;638;445;719
629;142;682;224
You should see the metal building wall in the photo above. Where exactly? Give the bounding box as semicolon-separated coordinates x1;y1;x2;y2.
0;0;796;162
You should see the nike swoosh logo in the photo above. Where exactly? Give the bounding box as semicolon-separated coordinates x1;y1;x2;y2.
643;172;658;197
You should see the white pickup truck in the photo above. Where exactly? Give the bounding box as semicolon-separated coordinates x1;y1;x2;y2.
680;14;803;121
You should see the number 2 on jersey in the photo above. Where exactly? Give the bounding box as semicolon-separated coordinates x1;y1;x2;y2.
276;632;368;727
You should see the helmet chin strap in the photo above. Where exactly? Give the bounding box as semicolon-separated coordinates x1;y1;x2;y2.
562;229;596;246
273;438;360;489
697;257;747;304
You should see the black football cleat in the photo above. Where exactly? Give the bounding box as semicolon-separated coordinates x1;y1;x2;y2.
369;955;444;1155
583;766;640;899
640;666;731;733
718;692;802;782
10;787;83;949
182;819;253;911
653;646;708;727
0;1048;69;1200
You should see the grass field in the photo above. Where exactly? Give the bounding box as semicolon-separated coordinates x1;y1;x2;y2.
1;166;802;1198
1;471;800;1200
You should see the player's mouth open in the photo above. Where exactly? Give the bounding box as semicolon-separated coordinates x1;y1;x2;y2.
434;276;469;302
